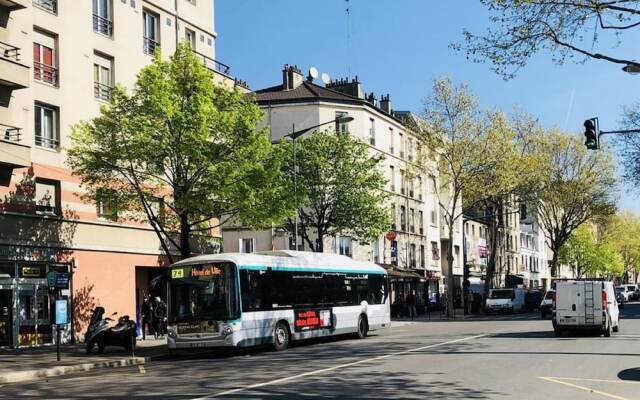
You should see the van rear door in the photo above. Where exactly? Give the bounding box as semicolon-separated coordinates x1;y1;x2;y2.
556;281;585;326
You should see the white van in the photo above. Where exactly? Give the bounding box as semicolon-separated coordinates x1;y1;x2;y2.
553;280;619;337
486;288;525;314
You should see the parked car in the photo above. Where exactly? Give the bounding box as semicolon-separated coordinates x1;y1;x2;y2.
624;284;638;301
554;280;620;337
540;290;554;319
525;290;543;312
486;288;525;314
615;286;633;302
615;287;626;308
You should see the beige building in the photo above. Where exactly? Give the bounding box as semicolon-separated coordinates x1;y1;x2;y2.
222;65;464;310
0;0;239;348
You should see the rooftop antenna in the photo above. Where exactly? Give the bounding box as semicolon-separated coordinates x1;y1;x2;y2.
321;72;331;85
307;67;319;82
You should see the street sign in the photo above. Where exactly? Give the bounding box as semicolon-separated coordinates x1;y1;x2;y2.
55;273;70;289
391;240;398;266
47;271;57;288
385;231;397;241
55;299;68;325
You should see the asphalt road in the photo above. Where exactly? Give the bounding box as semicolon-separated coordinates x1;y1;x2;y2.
4;304;640;399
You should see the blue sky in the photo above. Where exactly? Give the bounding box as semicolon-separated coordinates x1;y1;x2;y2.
216;0;640;212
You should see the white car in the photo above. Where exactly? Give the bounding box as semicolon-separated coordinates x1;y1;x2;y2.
486;288;525;314
615;286;633;302
554;280;619;337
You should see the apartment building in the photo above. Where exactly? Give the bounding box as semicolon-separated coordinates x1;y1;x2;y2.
0;0;236;348
222;65;464;308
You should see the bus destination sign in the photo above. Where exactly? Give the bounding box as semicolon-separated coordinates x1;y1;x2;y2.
171;265;223;279
294;309;333;332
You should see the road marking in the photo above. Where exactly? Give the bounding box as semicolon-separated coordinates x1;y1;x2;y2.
539;376;631;400
547;377;640;385
193;333;486;399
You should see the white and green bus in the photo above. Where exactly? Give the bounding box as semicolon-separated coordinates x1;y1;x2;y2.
166;251;390;351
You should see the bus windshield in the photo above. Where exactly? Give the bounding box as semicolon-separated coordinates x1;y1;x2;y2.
169;262;239;322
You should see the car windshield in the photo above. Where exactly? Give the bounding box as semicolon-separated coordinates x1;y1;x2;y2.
626;285;636;291
615;287;623;293
169;262;239;323
544;291;554;300
490;289;513;299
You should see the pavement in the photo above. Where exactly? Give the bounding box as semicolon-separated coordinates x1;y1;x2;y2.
2;305;640;399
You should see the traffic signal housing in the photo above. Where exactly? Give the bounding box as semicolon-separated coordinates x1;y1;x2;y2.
584;118;599;150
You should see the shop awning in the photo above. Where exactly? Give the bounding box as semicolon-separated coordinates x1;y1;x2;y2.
386;269;424;280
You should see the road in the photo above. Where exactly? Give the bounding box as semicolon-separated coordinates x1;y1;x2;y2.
4;304;640;399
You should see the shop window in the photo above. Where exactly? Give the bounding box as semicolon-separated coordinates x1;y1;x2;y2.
35;178;61;216
0;262;15;278
239;238;255;254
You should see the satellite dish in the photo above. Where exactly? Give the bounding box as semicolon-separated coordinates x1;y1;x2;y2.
308;67;319;80
321;72;331;85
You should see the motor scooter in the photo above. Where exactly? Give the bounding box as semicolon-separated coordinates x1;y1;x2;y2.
85;306;136;354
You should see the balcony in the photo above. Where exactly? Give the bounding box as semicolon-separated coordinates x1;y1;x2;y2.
93;14;113;37
33;62;58;86
35;135;58;150
0;42;29;107
192;50;231;76
0;0;28;16
143;37;160;55
0;124;30;168
94;82;113;102
32;0;56;14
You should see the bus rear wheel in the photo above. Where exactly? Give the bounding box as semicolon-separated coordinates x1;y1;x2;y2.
273;321;290;351
355;315;368;339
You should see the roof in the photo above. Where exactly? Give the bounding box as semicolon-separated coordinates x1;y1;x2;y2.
171;251;386;274
254;81;406;125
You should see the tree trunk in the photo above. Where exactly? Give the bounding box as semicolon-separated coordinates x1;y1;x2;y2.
483;213;499;311
179;212;191;260
317;228;324;252
550;244;559;278
446;224;455;318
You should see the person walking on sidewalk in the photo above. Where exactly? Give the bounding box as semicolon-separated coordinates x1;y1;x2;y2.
153;296;167;338
406;291;417;320
141;295;155;340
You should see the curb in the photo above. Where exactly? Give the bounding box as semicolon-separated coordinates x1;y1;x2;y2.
0;354;166;384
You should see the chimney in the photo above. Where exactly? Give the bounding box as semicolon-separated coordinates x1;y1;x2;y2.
325;76;364;98
282;64;303;91
380;94;391;114
366;92;377;107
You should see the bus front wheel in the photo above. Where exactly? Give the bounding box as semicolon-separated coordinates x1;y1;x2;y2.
273;321;290;351
355;315;368;339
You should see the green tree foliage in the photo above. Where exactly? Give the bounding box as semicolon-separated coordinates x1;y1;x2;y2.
278;131;390;252
67;44;292;263
601;211;640;281
560;224;624;278
412;77;523;315
454;0;640;79
525;130;617;276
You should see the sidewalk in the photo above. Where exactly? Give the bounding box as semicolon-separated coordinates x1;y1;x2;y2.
391;308;484;326
0;338;169;384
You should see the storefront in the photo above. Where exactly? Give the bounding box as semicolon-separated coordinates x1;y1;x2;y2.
0;255;71;348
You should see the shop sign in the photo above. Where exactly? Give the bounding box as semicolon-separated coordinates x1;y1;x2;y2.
55;300;68;325
55;273;70;289
385;231;397;241
21;266;44;278
47;271;57;287
391;240;398;265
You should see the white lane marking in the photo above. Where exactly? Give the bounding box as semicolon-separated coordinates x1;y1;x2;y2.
539;376;631;400
547;377;640;385
193;333;486;399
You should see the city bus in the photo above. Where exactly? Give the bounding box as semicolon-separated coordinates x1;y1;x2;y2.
166;250;390;351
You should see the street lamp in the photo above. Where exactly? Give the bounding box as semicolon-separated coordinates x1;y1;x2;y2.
283;115;354;251
622;61;640;75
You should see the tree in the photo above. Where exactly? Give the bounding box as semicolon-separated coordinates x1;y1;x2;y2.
413;78;522;316
558;224;597;278
454;0;640;79
278;131;390;252
68;44;292;263
618;103;640;190
601;211;640;281
525;130;617;276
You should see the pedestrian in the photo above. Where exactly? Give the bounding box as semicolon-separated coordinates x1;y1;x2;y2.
153;296;167;338
141;295;155;340
406;291;417;320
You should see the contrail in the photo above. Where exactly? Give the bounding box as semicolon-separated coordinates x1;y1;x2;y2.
563;88;575;130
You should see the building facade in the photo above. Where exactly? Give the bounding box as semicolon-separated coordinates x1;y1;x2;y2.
0;0;236;348
222;65;464;312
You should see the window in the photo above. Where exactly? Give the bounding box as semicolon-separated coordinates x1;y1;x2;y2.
335;112;349;134
409;177;414;198
391;204;396;230
35;179;60;215
337;236;352;258
418;177;423;200
143;10;160;54
239;238;255;254
429;175;437;193
389;128;394;153
408;139;413;161
430;208;437;225
389;166;395;192
431;241;440;260
93;0;113;36
371;238;379;263
96;188;118;221
34;103;58;149
400;170;406;195
399;133;404;158
33;0;57;14
93;53;113;101
420;245;425;268
288;235;304;251
185;28;196;48
409;208;415;233
400;206;406;231
409;244;416;268
33;31;58;86
454;245;460;265
369;118;375;145
419;211;424;234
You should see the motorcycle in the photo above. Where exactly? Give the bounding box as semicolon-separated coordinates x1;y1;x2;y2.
85;306;136;354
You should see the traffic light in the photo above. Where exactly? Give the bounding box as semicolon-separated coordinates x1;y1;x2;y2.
583;118;599;150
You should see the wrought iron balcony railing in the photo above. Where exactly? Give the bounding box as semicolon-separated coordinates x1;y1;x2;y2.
1;124;22;143
93;14;113;37
33;0;57;14
33;62;58;85
143;37;160;55
0;41;21;63
192;50;231;75
35;135;58;149
94;82;113;102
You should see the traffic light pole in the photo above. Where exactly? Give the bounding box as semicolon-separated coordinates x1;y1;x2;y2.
584;117;640;150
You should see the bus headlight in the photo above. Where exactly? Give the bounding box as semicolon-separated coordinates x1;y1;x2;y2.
221;325;233;336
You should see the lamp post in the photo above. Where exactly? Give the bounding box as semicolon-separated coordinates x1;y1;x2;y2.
282;115;354;251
